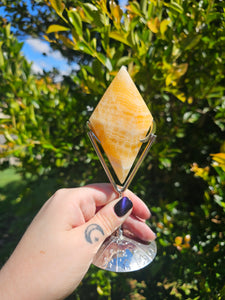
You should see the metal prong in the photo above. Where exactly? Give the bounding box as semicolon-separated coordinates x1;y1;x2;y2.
87;123;156;195
121;133;156;192
140;120;156;143
87;129;119;193
87;121;101;144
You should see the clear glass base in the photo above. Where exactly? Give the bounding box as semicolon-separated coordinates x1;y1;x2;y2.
93;231;157;272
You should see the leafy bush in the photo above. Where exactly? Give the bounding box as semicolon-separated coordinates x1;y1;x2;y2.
0;20;96;183
0;0;225;299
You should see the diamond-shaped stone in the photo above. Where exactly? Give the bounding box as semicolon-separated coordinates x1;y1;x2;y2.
89;66;153;184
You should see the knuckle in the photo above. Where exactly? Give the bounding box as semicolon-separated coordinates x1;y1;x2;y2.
55;188;67;197
50;188;68;205
54;188;68;199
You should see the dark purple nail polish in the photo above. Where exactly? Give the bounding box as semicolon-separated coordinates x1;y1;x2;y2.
114;197;133;217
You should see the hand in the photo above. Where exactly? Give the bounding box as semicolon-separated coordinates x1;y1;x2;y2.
0;183;156;300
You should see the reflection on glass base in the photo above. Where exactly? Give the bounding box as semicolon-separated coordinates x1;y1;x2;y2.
93;233;157;272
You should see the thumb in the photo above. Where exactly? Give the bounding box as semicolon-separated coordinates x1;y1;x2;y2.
82;196;133;249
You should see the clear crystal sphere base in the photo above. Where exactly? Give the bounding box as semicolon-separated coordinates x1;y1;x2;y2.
93;233;157;272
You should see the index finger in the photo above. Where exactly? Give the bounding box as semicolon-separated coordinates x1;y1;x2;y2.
83;183;151;220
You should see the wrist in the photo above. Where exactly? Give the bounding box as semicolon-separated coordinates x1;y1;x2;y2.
0;252;43;300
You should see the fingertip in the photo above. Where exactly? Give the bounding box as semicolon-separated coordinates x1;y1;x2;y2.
125;190;151;220
114;197;133;217
123;216;156;242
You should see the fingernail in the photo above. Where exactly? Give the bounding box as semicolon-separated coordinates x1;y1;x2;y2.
114;197;133;217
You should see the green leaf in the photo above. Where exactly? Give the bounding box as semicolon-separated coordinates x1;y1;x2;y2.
4;131;14;143
67;10;83;36
159;157;172;169
46;24;70;34
49;0;64;15
182;35;202;51
109;31;132;47
183;111;201;123
116;56;134;67
175;91;186;102
214;194;225;208
0;41;4;67
57;34;75;49
90;38;97;50
110;1;123;24
81;3;98;22
81;3;105;27
129;1;142;16
42;143;57;151
96;53;112;71
92;59;104;81
165;88;187;102
5;23;11;38
77;41;94;56
165;1;184;14
140;0;147;15
160;19;170;37
147;17;160;33
220;285;225;300
206;12;221;24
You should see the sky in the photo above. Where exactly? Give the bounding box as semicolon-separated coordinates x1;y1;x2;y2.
0;3;75;76
22;38;77;76
0;0;128;77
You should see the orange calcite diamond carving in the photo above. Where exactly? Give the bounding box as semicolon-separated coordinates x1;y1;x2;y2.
89;66;153;184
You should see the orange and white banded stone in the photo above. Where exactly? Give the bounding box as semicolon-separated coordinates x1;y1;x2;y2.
89;66;153;184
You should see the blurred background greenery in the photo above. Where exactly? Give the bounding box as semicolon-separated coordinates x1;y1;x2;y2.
0;0;225;299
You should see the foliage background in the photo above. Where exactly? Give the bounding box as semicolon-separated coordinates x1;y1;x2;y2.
0;0;225;299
